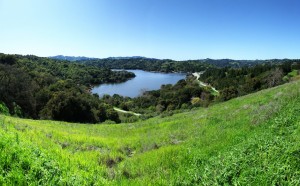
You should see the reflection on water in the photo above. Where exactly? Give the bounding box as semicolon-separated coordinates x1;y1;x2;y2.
92;70;186;98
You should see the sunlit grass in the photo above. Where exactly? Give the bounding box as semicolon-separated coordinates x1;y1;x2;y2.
1;80;300;185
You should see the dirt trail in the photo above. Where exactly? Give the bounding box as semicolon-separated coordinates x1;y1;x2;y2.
192;72;219;94
113;107;141;116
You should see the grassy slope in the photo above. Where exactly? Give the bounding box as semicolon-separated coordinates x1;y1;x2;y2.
1;80;300;185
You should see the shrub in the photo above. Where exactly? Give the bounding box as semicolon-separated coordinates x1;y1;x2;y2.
0;102;9;115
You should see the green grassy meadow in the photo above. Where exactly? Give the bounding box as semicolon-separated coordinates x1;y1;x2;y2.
1;80;300;185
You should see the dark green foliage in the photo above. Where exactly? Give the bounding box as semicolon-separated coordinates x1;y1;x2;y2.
0;54;134;123
220;86;238;101
41;91;94;123
291;61;300;70
0;54;17;65
104;62;295;120
16;55;135;86
38;80;121;123
0;102;9;115
77;57;293;73
0;64;37;117
81;57;299;118
1;52;299;123
200;61;299;101
101;76;215;117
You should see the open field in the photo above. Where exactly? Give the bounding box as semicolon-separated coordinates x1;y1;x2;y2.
1;80;300;185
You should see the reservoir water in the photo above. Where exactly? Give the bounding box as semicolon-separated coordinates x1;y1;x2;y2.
92;70;186;98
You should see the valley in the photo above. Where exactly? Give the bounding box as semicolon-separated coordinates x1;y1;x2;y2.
1;79;300;184
1;1;300;185
0;53;299;184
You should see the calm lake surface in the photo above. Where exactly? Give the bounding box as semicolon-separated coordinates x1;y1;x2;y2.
92;70;186;98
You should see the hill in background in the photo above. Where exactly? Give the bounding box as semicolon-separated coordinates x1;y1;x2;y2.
49;55;95;61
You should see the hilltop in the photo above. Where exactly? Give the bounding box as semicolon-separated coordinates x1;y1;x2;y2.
49;55;294;70
49;55;156;62
0;79;300;185
49;55;95;61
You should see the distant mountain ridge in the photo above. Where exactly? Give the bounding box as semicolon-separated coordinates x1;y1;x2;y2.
106;56;158;60
49;55;158;61
49;55;291;63
49;55;95;61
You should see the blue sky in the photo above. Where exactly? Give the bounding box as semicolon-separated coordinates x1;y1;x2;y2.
0;0;299;60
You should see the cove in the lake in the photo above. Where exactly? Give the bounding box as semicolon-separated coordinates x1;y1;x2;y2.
92;70;186;98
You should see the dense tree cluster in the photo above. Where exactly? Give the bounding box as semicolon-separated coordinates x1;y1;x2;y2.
199;60;300;101
17;55;135;85
77;57;287;73
38;80;120;123
79;58;212;72
98;60;299;119
1;53;299;123
101;76;215;118
0;54;134;123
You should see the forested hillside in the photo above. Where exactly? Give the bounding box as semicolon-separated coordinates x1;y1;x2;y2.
200;60;300;100
75;56;288;72
0;54;135;123
1;53;300;124
96;60;300;120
